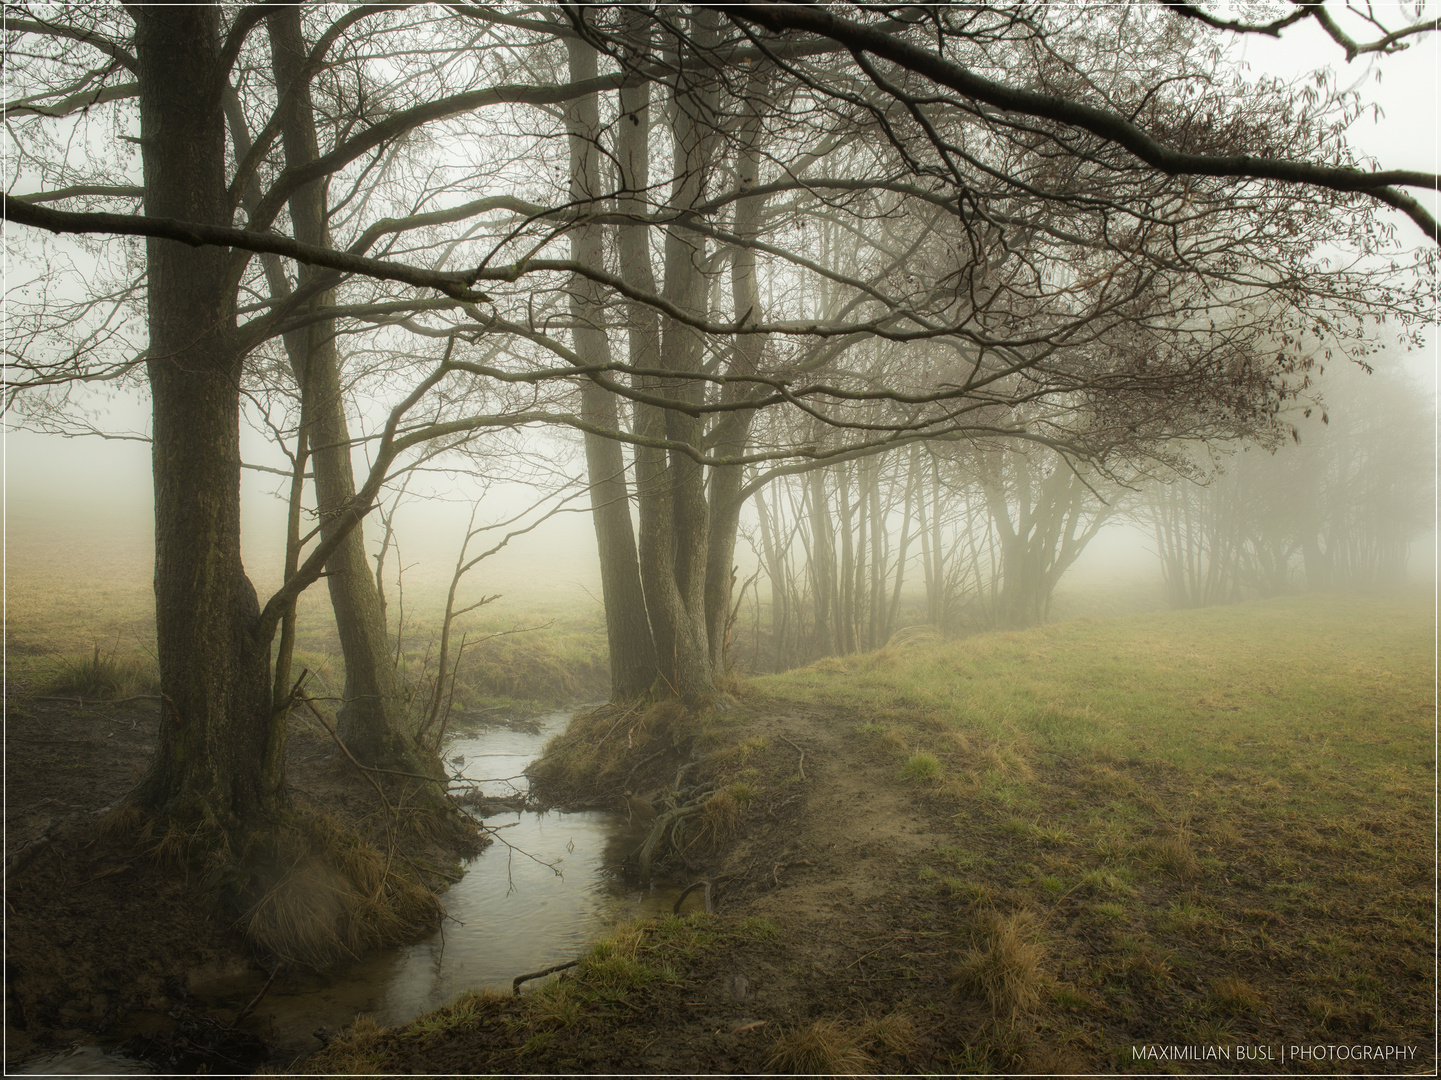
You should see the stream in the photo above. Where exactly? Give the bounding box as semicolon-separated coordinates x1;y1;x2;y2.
18;708;679;1075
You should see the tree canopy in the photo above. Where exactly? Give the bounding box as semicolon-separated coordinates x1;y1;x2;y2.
2;2;1433;827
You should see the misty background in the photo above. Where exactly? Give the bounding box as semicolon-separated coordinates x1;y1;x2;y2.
5;11;1437;654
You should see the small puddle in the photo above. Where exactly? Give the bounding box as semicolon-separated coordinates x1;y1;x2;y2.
21;708;680;1073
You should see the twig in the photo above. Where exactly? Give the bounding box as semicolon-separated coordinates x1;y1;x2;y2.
622;747;670;791
397;850;463;883
298;690;447;789
779;735;807;780
235;963;285;1024
512;959;579;994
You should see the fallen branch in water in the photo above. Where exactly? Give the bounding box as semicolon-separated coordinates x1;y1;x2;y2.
672;878;715;915
235;962;285;1024
512;959;579;994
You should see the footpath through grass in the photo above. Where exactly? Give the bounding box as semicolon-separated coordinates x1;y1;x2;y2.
308;594;1432;1074
758;592;1434;1067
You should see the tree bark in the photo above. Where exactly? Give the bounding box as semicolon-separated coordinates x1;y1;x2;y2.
614;21;680;695
266;8;424;772
703;71;768;672
130;5;277;825
566;26;656;700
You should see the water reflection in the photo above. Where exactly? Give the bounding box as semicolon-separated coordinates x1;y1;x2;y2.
231;710;679;1056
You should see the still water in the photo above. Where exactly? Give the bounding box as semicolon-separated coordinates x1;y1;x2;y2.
240;709;680;1055
19;709;679;1073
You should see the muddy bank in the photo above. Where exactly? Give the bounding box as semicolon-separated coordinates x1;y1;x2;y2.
3;693;479;1073
305;689;1434;1075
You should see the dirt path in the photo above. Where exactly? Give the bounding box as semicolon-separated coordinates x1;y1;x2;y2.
728;698;944;942
314;695;1000;1075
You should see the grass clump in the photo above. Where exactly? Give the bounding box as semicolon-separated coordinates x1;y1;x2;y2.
577;924;652;993
1150;831;1202;881
899;751;942;784
953;911;1046;1021
725;780;759;804
35;644;158;700
859;1010;917;1053
687;790;745;853
233;815;440;969
765;1018;875;1075
304;1015;387;1073
1210;977;1265;1015
527;700;686;804
739;916;780;941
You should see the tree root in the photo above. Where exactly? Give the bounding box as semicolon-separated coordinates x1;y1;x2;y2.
779;735;807;780
635;801;705;884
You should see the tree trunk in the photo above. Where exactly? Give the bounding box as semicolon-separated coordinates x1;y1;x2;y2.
703;74;768;672
753;485;790;672
807;466;835;655
130;6;277;825
621;9;722;704
614;30;680;695
566;27;656;700
266;8;424;772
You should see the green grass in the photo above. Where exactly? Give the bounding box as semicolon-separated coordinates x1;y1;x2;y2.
757;592;1433;1055
900;750;942;783
760;594;1431;817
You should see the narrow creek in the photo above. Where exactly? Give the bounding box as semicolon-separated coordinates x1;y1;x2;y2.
18;708;680;1075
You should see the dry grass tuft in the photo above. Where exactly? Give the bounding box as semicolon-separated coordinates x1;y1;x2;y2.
304;1015;387;1074
34;645;159;700
1151;830;1202;881
859;1010;917;1053
1210;977;1265;1015
689;790;744;852
92;802;148;846
981;742;1034;782
953;911;1046;1021
765;1018;875;1075
236;818;440;969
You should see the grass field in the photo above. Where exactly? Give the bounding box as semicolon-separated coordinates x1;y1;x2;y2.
758;593;1434;1065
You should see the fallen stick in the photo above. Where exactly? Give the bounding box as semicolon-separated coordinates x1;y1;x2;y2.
779;735;807;780
235;963;285;1024
512;959;579;994
672;878;715;915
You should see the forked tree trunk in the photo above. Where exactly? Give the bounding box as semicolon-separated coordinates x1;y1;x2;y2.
613;25;680;695
617;9;722;704
267;9;429;773
130;6;278;825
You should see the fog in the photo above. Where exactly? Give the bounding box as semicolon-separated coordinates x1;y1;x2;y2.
7;12;1434;636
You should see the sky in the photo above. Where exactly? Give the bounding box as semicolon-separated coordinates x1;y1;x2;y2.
4;7;1437;616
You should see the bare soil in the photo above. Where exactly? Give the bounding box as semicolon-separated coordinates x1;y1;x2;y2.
306;692;1434;1076
3;691;477;1073
8;684;1432;1075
